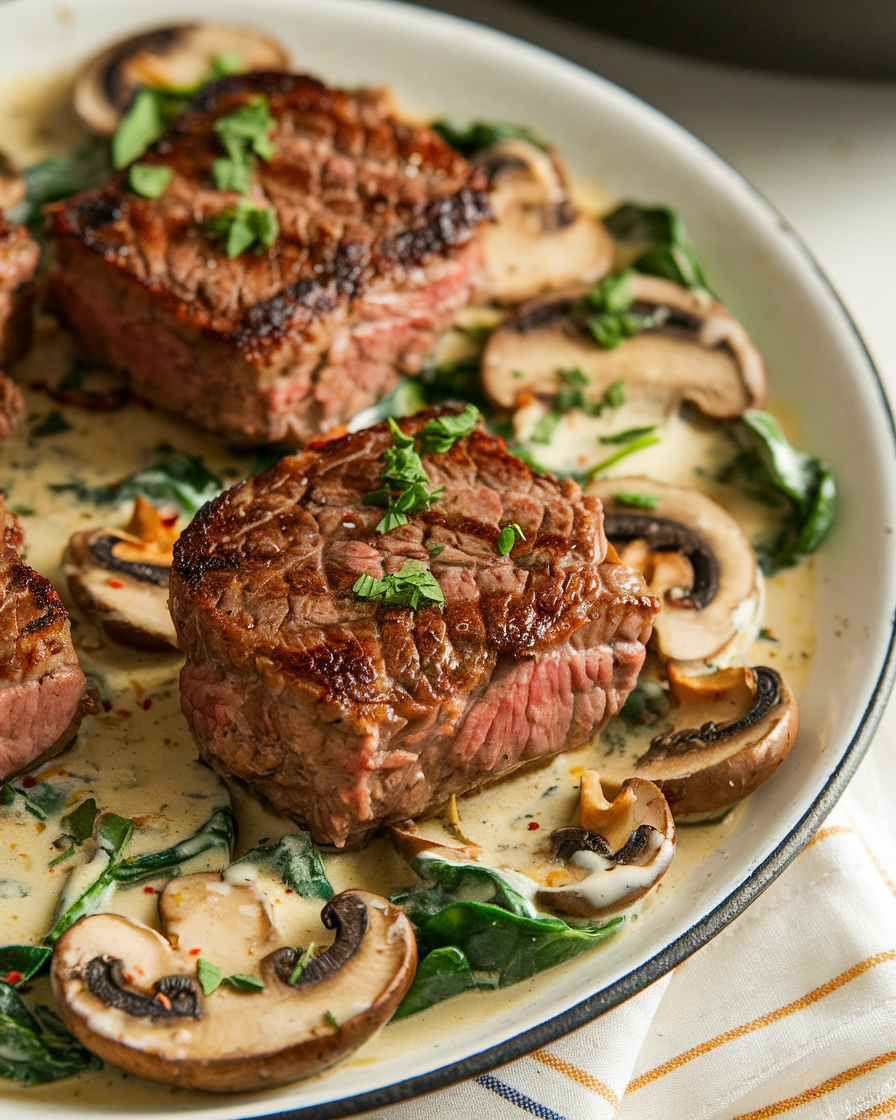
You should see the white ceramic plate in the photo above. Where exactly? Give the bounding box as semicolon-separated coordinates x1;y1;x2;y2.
2;0;895;1116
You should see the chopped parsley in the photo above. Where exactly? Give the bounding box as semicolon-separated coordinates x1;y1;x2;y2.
430;118;545;156
352;561;445;612
612;490;660;510
197;959;264;995
128;163;172;199
598;425;657;445
223;973;265;993
577;270;654;350
324;1010;340;1029
590;432;661;477
212;95;276;193
206;198;279;258
424;540;445;558
363;411;479;533
288;943;318;985
530;371;626;445
497;523;526;556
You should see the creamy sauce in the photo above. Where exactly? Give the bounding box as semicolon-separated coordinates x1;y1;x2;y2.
0;73;817;1106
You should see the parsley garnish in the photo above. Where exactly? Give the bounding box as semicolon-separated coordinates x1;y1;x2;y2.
352;560;445;612
612;490;660;509
288;943;317;985
128;163;172;199
531;370;626;445
48;798;99;868
212;96;275;193
431;118;545;156
363;411;479;533
223;973;265;993
424;540;445;558
324;1010;340;1029
590;432;661;477
577;270;654;351
206;198;279;258
497;523;526;556
197;959;264;994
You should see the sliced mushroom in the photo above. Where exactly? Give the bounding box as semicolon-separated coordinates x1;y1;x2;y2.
0;150;25;211
52;873;416;1092
588;477;762;665
472;139;613;304
62;497;178;650
482;273;767;415
74;24;290;136
534;773;675;918
634;663;798;820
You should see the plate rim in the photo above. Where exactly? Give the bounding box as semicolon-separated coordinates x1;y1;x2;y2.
3;0;895;1115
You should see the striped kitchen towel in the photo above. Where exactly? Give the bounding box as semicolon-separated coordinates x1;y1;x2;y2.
363;793;896;1120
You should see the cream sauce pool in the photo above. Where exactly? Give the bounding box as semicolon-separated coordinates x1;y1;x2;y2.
0;74;816;1106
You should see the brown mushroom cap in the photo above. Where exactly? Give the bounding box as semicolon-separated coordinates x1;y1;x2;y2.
472;139;612;304
482;273;767;414
51;876;416;1092
534;773;675;918
62;498;178;650
74;23;290;136
587;477;761;665
634;663;799;819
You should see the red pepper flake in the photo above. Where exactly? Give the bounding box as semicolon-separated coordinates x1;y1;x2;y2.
154;992;172;1010
5;971;23;985
107;578;124;589
284;888;294;894
142;697;153;710
115;709;132;718
160;513;178;527
189;948;201;956
21;776;37;789
527;821;540;830
102;699;113;712
143;886;156;894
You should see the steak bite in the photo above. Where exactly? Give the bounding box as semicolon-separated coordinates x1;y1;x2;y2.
47;72;491;446
170;411;659;847
0;499;87;780
0;218;39;437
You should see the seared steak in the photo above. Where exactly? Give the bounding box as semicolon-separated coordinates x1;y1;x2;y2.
47;73;490;445
170;411;659;847
0;219;39;436
0;499;87;780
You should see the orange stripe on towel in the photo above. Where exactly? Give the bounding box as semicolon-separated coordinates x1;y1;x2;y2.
530;1049;619;1108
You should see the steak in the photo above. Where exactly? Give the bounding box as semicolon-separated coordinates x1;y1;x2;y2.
0;499;87;780
47;73;491;445
170;410;659;847
0;218;39;437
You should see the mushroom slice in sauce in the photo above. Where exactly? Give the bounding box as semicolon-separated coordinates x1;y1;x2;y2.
634;663;798;821
482;273;767;415
472;139;613;304
587;477;762;667
534;772;675;919
62;496;178;650
74;24;290;136
51;873;416;1092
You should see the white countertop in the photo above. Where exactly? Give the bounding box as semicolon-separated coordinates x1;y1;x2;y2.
416;0;896;868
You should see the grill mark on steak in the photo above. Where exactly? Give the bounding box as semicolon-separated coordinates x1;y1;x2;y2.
170;410;659;846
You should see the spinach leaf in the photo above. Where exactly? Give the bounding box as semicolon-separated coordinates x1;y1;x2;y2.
391;851;540;928
603;202;711;294
60;798;98;844
0;982;101;1085
0;946;52;986
6;779;69;822
721;410;836;574
16;143;111;240
418;360;491;415
45;824;130;945
392;946;478;1020
227;831;333;901
51;447;222;517
111;806;236;885
431;119;545;157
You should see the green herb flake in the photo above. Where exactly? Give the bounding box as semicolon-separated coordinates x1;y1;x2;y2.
210;52;243;79
599;425;657;445
207;197;279;258
46;846;77;868
60;798;98;845
431;118;545;156
531;410;561;444
590;433;661;477
613;490;660;509
352;560;445;612
324;1010;339;1029
497;523;526;556
9;505;35;516
196;958;222;996
223;973;265;993
128;162;173;199
759;627;779;642
30;411;72;438
112;88;168;169
288;943;317;985
424;540;445;558
603;380;625;410
212;95;275;192
417;404;480;454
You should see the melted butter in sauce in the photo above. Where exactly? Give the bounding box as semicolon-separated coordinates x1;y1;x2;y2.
0;83;816;1108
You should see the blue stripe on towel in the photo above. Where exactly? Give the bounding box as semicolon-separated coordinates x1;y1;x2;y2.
474;1072;568;1120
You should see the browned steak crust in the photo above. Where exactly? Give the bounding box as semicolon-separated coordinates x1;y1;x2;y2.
170;411;659;847
0;219;39;413
47;73;491;444
0;499;86;779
